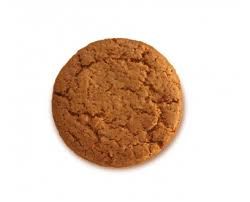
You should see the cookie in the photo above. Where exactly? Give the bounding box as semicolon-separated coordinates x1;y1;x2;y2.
52;38;183;167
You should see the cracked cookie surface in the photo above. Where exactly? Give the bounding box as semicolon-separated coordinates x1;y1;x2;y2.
52;38;183;167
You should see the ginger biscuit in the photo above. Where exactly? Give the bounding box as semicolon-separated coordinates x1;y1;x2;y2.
52;38;183;167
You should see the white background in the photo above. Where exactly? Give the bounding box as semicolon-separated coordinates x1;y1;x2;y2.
0;0;250;201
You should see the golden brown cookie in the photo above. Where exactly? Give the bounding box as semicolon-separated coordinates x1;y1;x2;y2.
52;38;183;167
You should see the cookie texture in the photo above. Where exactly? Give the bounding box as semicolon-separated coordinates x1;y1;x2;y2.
52;38;183;167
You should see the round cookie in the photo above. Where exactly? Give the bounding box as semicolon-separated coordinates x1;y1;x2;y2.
52;38;183;167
